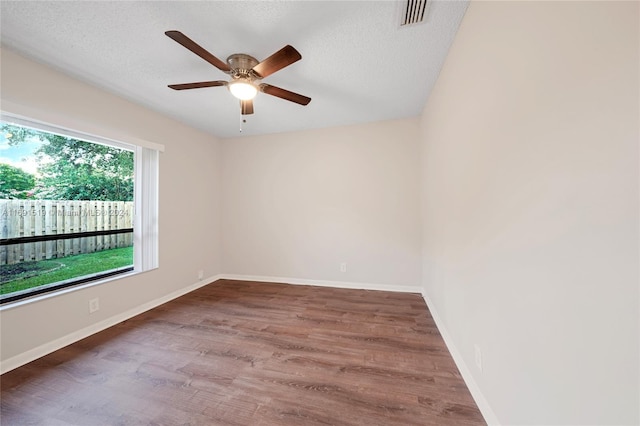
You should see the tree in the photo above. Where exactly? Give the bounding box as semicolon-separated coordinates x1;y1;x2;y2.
1;123;133;201
0;163;36;199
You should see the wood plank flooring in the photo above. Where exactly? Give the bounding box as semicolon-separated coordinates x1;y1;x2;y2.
1;280;485;425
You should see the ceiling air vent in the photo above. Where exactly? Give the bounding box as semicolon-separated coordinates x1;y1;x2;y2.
400;0;429;27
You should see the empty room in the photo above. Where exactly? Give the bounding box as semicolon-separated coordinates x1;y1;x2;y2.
0;1;638;425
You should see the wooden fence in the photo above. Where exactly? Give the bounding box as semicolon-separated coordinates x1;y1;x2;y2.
0;200;133;266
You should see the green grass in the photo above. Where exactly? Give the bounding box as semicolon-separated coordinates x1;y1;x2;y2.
0;246;133;295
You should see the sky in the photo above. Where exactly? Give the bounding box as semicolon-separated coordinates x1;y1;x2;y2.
0;124;46;175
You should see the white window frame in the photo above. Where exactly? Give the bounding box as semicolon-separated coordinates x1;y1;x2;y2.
0;107;162;304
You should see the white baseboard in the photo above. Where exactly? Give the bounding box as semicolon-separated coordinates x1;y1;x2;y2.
0;274;222;374
219;274;423;294
420;289;501;425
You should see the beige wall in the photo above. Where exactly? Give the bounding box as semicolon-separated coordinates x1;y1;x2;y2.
419;1;639;424
0;49;223;365
221;120;422;289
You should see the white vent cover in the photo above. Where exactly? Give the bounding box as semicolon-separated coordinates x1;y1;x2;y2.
399;0;430;27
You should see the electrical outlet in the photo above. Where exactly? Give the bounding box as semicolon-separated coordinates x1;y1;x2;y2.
198;270;204;280
89;298;100;314
340;262;347;273
474;344;483;372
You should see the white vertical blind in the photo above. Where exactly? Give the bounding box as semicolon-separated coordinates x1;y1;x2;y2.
134;146;159;272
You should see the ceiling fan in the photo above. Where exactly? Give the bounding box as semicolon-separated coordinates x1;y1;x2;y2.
165;30;311;115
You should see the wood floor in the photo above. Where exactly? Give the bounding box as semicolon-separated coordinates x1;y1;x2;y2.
1;280;485;425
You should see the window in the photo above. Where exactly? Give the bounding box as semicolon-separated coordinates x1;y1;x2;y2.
0;112;159;304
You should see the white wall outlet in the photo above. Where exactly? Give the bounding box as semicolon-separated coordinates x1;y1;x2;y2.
89;298;100;314
198;270;204;280
340;262;347;273
474;344;483;372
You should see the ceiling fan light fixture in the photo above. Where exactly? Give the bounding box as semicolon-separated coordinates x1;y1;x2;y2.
228;79;258;100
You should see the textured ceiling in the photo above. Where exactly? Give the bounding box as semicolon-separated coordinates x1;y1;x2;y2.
0;1;468;139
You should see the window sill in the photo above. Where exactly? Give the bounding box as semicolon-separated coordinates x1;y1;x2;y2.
0;268;140;311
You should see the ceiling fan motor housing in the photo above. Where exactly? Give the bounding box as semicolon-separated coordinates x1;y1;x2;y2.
227;53;259;79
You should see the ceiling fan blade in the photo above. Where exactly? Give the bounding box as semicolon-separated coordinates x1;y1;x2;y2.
260;84;311;106
168;81;227;90
165;30;231;73
241;99;254;115
252;45;302;78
